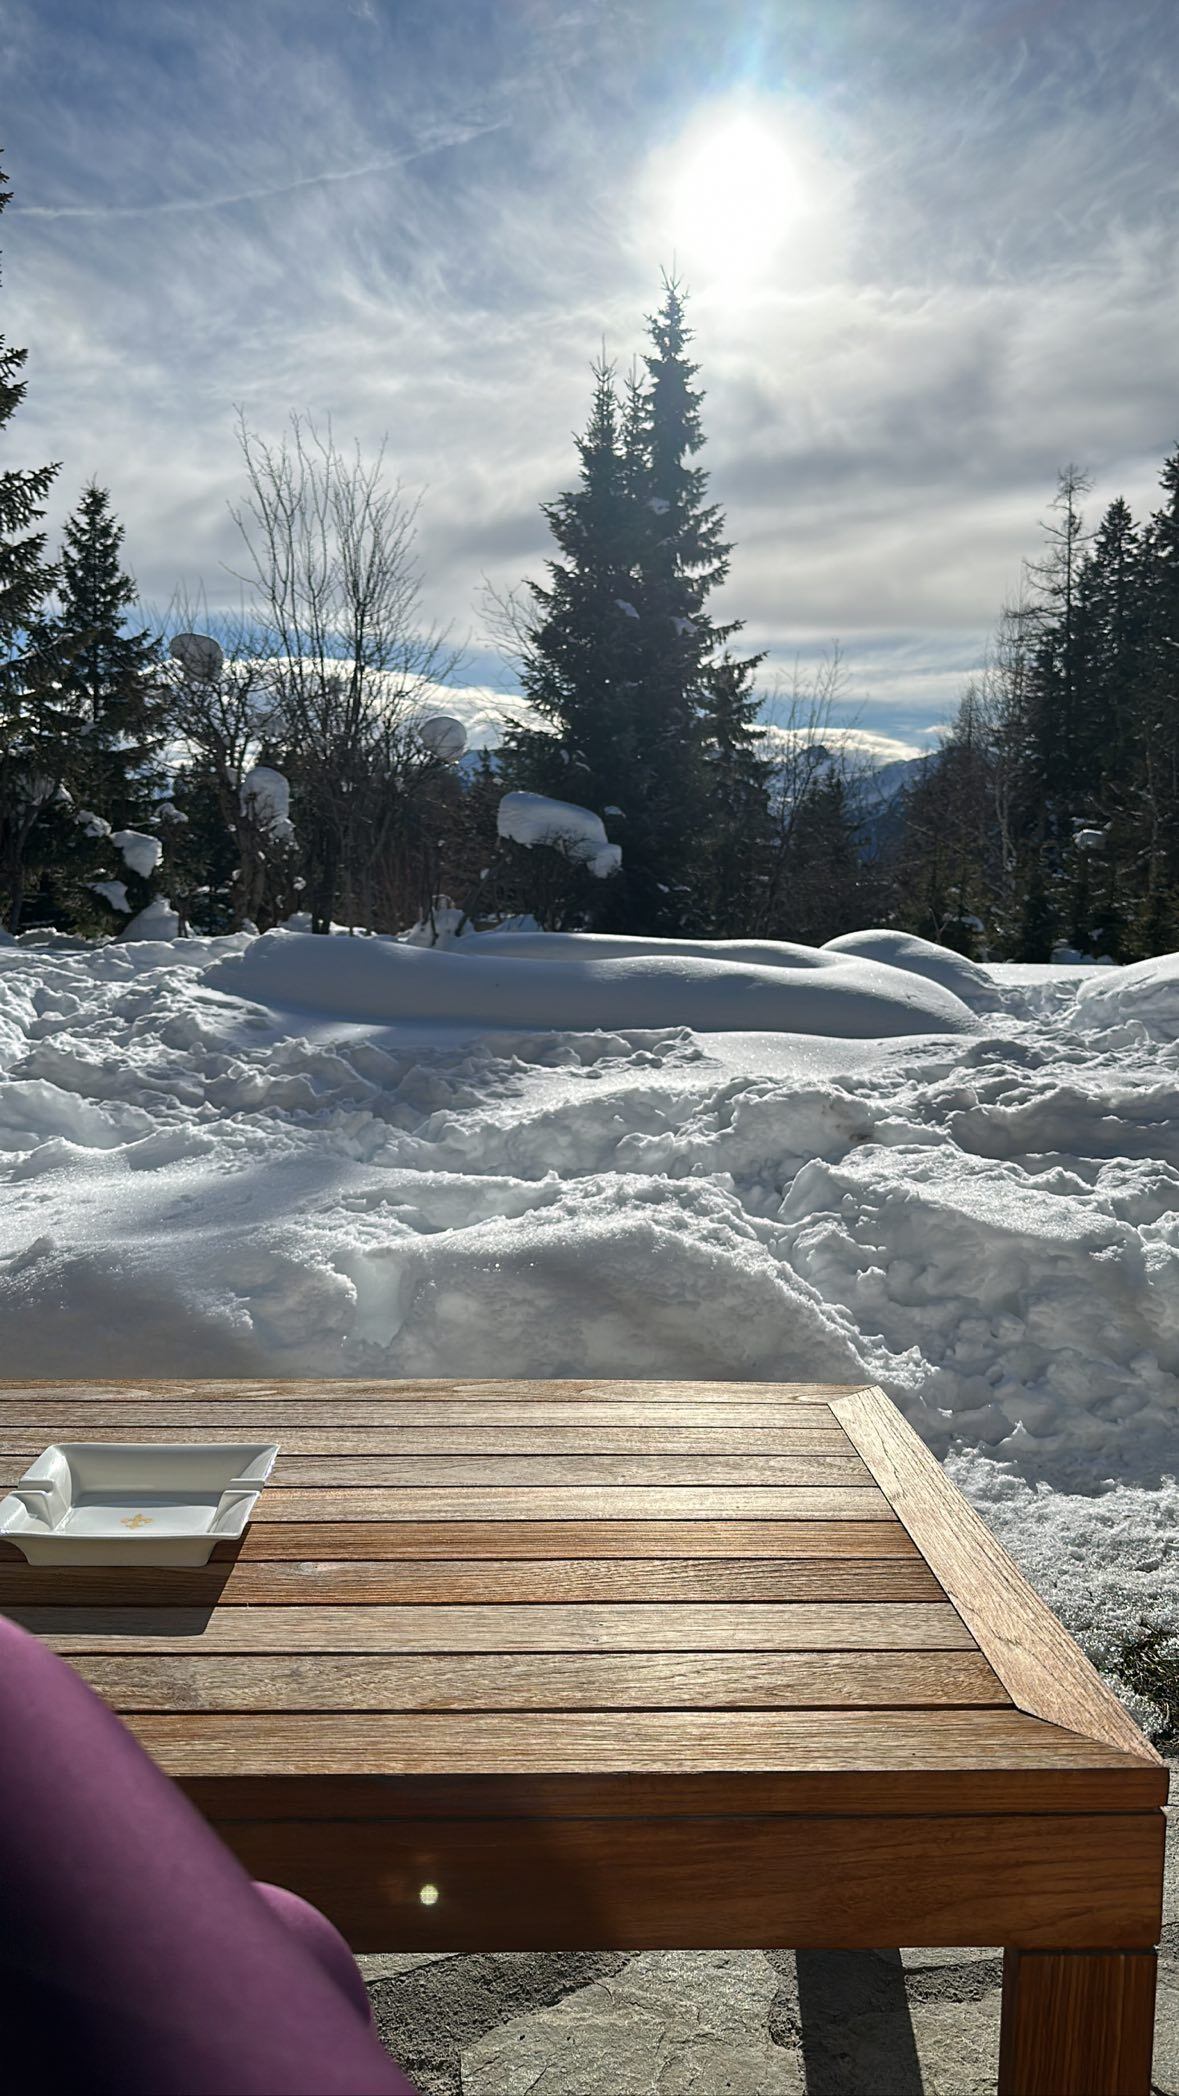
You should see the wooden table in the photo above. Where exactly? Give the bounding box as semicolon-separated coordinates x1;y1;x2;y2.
0;1379;1167;2095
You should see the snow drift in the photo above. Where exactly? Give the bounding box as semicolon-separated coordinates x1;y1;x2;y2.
822;927;1004;1013
204;929;980;1037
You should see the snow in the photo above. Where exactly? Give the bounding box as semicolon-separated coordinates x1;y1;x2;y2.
614;599;640;619
1074;949;1179;1038
89;880;130;913
111;830;163;879
0;926;1175;1731
204;930;979;1036
497;790;622;879
822;928;1004;1013
241;765;295;842
122;896;180;941
75;809;112;841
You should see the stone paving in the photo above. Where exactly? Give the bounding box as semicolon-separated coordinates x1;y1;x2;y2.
362;1764;1176;2095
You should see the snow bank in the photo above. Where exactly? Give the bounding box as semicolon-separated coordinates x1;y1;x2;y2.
203;929;979;1037
1073;949;1179;1038
455;929;834;970
823;928;1003;1013
122;896;180;941
497;791;622;879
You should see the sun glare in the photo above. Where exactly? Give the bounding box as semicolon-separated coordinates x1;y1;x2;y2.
669;112;805;284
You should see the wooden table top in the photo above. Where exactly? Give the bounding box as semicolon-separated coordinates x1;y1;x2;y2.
0;1379;1164;1830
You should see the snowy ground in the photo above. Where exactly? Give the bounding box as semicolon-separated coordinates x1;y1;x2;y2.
0;925;1176;1732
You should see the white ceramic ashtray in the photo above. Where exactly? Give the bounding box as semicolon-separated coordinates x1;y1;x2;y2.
0;1443;279;1565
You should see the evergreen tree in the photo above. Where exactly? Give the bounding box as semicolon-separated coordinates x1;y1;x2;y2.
505;357;641;840
508;280;766;935
776;770;870;945
1016;467;1092;826
698;651;771;933
0;165;56;642
27;485;169;930
160;763;236;935
1014;850;1058;962
885;687;1001;954
42;483;166;824
625;276;754;931
1139;448;1179;900
1077;497;1146;790
0;157;63;931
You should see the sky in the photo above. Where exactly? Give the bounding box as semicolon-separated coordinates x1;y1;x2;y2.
3;0;1178;762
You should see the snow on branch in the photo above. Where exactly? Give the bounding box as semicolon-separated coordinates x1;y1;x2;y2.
497;791;622;879
111;830;163;880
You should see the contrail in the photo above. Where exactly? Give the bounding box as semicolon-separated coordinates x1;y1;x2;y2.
17;117;508;221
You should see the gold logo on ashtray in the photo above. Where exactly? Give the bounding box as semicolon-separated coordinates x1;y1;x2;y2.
120;1512;154;1529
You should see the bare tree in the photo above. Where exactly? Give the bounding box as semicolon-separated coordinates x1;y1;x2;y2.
159;594;292;931
754;644;853;936
229;414;460;932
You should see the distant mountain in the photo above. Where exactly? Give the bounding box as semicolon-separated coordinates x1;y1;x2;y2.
853;752;927;811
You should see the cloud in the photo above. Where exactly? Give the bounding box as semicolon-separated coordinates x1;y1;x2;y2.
760;722;928;766
407;679;533;751
15;119;510;221
4;0;1177;752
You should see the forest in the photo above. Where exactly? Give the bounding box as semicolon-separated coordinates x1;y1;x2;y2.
3;159;1178;961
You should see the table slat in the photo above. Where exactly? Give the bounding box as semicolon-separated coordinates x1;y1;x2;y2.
0;1425;855;1455
0;1554;946;1608
124;1707;1162;1780
0;1452;872;1488
74;1649;1009;1712
0;1380;861;1404
218;1520;921;1560
245;1486;894;1522
0;1401;843;1430
11;1600;975;1652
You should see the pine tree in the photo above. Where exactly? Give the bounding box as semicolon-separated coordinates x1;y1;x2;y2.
507;280;764;935
1017;467;1093;826
505;357;641;836
0;168;56;643
164;762;237;934
698;651;771;933
625;277;751;931
1014;850;1059;962
44;484;166;824
28;484;169;929
1078;497;1146;790
0;157;63;931
776;771;870;945
1139;448;1179;903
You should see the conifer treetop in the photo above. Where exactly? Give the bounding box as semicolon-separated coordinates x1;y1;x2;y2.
0;156;59;646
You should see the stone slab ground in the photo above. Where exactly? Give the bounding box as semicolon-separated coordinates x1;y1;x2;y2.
362;1761;1177;2095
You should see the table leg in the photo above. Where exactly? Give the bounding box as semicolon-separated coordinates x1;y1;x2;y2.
997;1948;1156;2095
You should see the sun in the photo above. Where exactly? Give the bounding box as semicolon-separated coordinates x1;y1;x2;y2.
668;110;807;285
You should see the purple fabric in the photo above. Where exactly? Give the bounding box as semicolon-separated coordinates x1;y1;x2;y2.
254;1881;376;2024
0;1612;416;2094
